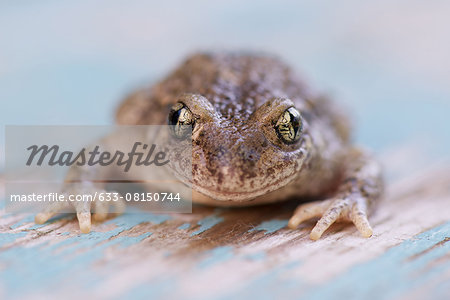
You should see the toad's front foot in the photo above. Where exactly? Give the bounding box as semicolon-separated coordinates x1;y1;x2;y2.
34;185;126;233
288;147;382;240
288;195;373;240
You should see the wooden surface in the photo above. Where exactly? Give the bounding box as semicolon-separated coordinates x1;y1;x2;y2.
1;152;449;300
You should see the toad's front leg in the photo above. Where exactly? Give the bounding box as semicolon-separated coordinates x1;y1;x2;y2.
288;147;383;240
34;133;129;233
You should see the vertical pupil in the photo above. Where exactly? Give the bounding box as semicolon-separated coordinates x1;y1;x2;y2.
170;109;182;125
290;112;299;136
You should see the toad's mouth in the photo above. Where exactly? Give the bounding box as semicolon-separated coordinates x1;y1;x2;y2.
169;147;307;203
189;172;299;203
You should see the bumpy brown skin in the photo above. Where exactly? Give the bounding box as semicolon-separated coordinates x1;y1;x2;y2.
36;52;383;239
115;53;383;240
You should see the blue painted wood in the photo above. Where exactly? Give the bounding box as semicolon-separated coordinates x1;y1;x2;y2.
1;206;449;299
220;222;450;300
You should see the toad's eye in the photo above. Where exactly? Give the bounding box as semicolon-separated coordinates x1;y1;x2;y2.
275;107;303;144
168;102;195;139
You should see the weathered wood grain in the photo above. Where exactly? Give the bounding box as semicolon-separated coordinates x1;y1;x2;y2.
0;155;449;300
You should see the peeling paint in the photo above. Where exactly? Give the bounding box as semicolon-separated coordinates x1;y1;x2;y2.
190;216;224;236
249;219;289;235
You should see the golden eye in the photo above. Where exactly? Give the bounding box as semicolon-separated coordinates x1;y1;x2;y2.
168;102;194;139
275;107;303;144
